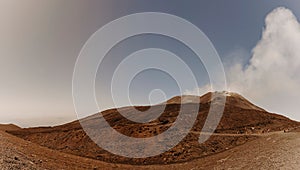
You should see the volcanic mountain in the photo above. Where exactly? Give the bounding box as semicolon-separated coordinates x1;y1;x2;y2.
8;91;300;165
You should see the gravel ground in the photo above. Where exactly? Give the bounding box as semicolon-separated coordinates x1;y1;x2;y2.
1;130;300;170
0;132;37;170
182;131;300;170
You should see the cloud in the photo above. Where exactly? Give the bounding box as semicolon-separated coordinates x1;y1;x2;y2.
184;84;212;96
192;7;300;121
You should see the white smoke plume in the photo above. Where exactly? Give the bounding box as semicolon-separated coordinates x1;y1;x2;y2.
191;7;300;120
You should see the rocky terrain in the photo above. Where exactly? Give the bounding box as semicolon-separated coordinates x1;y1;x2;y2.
7;92;300;166
1;126;300;169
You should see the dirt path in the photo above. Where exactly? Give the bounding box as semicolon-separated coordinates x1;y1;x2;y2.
178;131;300;170
190;131;282;137
210;132;300;169
1;130;299;169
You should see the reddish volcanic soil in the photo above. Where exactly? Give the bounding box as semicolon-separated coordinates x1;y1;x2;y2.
2;129;300;169
4;92;300;169
0;124;21;131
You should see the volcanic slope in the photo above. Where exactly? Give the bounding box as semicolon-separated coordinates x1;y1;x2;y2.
9;91;300;165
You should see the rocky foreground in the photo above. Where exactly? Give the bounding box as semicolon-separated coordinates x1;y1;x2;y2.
1;129;300;169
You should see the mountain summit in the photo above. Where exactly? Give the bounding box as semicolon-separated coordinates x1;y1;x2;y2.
167;91;265;111
9;91;300;165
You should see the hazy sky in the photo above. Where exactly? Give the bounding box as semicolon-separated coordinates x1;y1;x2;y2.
1;0;300;127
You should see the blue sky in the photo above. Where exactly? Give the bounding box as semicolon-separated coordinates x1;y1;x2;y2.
1;0;300;127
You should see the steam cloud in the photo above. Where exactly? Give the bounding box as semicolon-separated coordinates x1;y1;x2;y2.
189;7;300;120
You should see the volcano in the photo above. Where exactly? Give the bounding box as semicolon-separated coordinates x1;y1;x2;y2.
8;91;300;165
